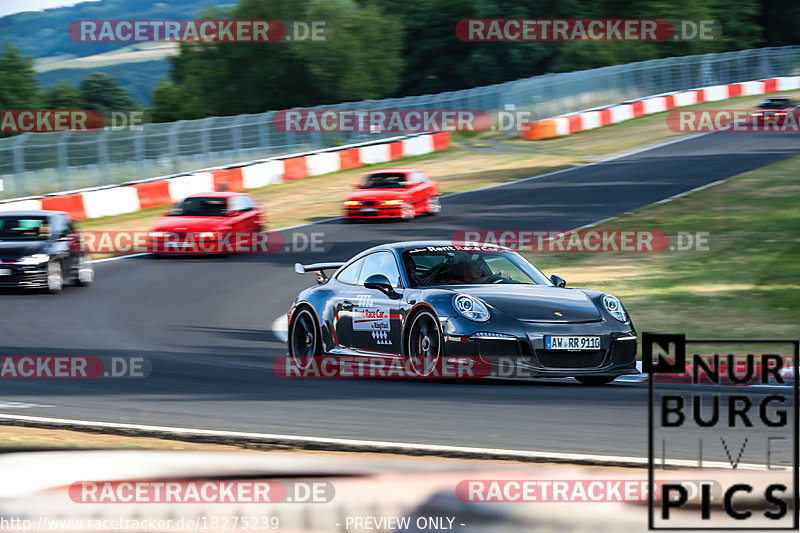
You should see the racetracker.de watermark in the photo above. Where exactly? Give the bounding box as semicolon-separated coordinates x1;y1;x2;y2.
75;230;328;255
0;110;148;133
453;230;710;253
69;480;333;503
455;19;720;42
273;110;491;133
68;20;330;42
667;110;800;133
0;356;150;379
457;479;721;502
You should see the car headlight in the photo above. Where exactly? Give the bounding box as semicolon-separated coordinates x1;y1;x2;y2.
18;254;50;265
453;294;490;322
381;199;404;206
198;232;217;239
148;231;169;238
602;294;627;322
343;201;361;207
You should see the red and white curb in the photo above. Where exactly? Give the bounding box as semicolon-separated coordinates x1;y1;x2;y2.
523;76;800;138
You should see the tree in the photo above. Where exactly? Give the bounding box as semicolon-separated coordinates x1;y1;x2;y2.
154;0;404;119
150;79;185;122
79;72;136;111
44;80;86;108
0;43;40;109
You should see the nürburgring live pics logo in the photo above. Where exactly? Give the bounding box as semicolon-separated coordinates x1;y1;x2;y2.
645;332;798;530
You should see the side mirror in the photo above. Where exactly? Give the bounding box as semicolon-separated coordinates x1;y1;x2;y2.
364;273;395;295
351;183;361;188
550;274;567;288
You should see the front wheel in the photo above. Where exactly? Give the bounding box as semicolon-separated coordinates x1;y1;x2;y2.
575;376;617;386
46;260;63;294
405;310;441;377
400;202;415;221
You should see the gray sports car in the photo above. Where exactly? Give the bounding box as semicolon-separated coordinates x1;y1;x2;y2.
288;241;638;384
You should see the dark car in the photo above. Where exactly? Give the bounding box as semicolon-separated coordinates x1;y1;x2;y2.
751;98;796;120
287;241;638;385
0;211;93;293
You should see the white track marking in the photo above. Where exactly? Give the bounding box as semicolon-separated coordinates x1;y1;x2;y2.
272;315;288;343
0;413;772;470
90;252;151;264
0;402;53;409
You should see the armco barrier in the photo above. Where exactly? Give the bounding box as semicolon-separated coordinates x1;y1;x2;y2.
521;76;800;139
0;132;450;221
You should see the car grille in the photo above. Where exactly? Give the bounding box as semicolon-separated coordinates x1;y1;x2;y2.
0;269;48;288
478;339;525;362
536;349;606;368
361;201;376;207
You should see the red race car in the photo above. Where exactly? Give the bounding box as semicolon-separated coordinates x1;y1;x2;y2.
750;97;796;121
342;169;441;222
148;192;264;254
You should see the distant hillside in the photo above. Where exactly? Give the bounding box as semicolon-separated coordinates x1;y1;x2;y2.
36;59;171;106
0;0;235;59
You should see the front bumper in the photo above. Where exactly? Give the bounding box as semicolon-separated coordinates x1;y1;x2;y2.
344;206;404;219
440;318;639;378
0;263;49;289
148;237;225;254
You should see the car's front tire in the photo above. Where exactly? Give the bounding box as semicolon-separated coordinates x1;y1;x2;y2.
575;376;617;386
46;260;63;294
288;307;321;370
405;309;441;377
400;202;415;221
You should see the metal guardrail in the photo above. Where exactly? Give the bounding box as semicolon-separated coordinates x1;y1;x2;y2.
2;45;799;199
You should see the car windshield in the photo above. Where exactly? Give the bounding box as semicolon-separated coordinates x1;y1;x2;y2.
0;216;51;241
172;197;228;217
361;173;406;189
758;99;792;109
402;246;552;287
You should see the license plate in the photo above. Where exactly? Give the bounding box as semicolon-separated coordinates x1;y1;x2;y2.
361;209;377;215
545;336;601;351
0;269;10;276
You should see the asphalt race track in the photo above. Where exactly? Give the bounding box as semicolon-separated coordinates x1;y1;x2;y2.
1;131;797;464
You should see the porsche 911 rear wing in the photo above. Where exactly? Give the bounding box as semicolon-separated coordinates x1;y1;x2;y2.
294;262;345;283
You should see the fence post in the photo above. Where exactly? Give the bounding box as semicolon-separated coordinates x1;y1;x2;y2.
56;133;70;191
11;134;28;197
